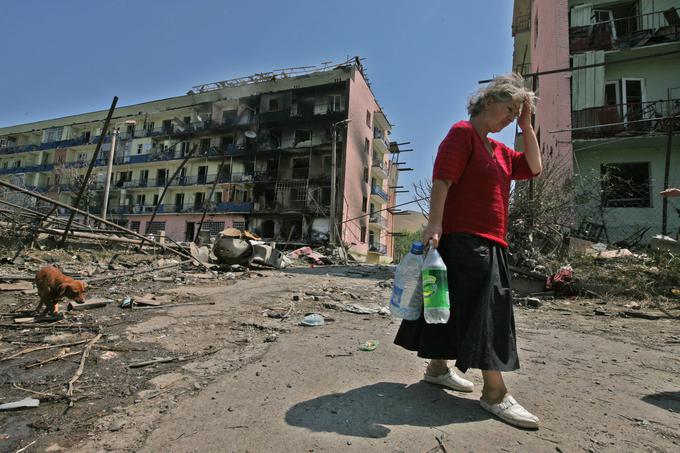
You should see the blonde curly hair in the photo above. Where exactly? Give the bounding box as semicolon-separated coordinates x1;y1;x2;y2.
467;73;537;117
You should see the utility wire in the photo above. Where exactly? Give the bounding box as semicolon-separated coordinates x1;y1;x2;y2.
341;196;429;225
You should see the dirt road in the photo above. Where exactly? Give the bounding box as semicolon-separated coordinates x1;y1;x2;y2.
3;265;679;452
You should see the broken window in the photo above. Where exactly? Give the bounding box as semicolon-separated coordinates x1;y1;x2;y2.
175;193;184;211
43;127;63;143
292;158;309;179
363;167;369;183
162;120;173;133
156;169;168;186
129;221;140;232
218;164;231;182
328;95;342;112
362;196;368;213
294;129;311;146
200;138;211;151
198;166;208;184
137;144;144;155
194;192;205;209
146;122;155;134
360;226;367;242
321;187;331;204
204;221;225;235
601;162;650;208
146;221;166;235
268;98;280;111
269;130;282;149
136;194;146;206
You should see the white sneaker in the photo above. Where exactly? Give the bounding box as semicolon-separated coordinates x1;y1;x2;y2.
423;368;474;392
480;394;539;429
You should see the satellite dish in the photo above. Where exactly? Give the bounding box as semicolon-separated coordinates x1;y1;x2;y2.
244;131;257;139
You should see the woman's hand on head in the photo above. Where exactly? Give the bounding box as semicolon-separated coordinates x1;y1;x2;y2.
517;97;532;131
661;187;680;197
422;222;442;248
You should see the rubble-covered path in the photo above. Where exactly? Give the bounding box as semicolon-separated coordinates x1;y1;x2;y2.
3;265;679;453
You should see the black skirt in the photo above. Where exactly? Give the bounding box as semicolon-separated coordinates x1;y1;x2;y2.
393;233;519;373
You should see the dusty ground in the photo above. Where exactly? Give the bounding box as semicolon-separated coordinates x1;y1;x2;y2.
1;260;680;453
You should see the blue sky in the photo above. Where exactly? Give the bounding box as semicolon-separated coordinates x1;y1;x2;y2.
0;0;517;207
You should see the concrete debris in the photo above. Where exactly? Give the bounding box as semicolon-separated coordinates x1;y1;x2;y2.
343;303;389;315
650;235;680;253
67;297;112;311
0;397;40;411
0;281;33;291
286;247;329;265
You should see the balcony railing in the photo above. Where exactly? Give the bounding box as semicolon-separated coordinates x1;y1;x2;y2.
512;13;531;35
371;184;389;201
372;159;388;172
0;163;55;175
572;99;680;139
513;62;531;76
112;202;253;215
570;8;680;53
369;213;388;227
373;128;391;150
368;243;388;255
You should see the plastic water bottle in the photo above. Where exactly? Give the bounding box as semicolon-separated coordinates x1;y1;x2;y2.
422;241;450;324
389;241;424;320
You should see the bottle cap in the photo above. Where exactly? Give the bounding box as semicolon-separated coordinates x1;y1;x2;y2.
410;241;424;254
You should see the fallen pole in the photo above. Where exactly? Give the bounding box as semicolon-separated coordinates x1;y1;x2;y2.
84;259;191;284
62;96;118;244
0;179;215;274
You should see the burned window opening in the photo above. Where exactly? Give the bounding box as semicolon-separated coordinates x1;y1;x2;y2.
601;162;650;208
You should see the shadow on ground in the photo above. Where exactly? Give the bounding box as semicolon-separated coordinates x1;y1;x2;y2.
285;381;488;438
642;391;680;413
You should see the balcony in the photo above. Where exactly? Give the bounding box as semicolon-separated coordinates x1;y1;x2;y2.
572;99;680;139
372;158;388;179
512;14;531;35
368;243;388;255
372;128;390;152
369;213;388;229
0;163;55;175
370;184;389;202
570;8;680;53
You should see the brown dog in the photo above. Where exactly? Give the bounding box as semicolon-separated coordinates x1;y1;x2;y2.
35;266;87;316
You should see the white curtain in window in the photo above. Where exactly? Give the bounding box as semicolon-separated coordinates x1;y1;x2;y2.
572;50;605;111
570;4;594;26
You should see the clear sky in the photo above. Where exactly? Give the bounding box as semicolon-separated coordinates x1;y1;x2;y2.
0;0;517;207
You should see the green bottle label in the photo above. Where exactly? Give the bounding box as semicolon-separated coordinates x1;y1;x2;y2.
422;269;450;309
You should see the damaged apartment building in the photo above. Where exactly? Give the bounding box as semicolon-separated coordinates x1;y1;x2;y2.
0;59;400;258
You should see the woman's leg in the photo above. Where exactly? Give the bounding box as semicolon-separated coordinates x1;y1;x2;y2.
426;359;449;376
481;370;507;403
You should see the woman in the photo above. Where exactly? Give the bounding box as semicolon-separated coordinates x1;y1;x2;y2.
394;73;542;429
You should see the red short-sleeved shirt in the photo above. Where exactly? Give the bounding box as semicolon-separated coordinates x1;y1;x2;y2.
432;120;537;248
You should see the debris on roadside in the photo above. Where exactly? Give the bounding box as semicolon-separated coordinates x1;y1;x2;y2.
358;340;379;351
300;313;325;326
0;397;40;411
